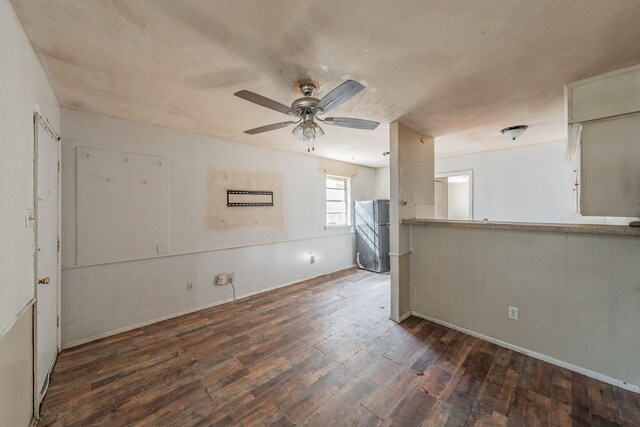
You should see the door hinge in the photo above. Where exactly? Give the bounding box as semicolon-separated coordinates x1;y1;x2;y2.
57;237;60;252
58;161;60;173
57;316;60;328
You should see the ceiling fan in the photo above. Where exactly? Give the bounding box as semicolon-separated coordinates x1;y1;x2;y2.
234;80;379;151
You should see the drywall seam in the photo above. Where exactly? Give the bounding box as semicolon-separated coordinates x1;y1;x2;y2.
62;231;355;270
0;298;35;339
411;311;640;394
61;265;356;349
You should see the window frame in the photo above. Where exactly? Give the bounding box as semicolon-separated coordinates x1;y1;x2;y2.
325;175;351;227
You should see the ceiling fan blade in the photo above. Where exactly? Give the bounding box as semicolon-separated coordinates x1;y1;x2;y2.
244;121;297;135
234;90;299;117
323;117;379;130
315;80;365;115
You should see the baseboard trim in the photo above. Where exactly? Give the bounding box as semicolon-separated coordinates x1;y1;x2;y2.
62;265;356;349
410;311;640;394
398;311;412;322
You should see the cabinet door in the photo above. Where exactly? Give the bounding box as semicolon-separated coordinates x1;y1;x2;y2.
581;113;640;217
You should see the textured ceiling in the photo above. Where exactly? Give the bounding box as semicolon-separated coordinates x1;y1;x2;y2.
11;0;640;166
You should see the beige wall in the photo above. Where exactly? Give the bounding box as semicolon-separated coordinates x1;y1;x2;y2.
0;305;34;427
410;224;640;388
389;121;434;321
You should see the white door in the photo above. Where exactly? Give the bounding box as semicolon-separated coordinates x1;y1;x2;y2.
35;114;60;397
433;178;448;219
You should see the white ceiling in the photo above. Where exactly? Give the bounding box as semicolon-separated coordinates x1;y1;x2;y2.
11;0;640;167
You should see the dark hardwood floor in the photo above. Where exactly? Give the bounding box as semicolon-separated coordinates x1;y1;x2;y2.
39;268;639;426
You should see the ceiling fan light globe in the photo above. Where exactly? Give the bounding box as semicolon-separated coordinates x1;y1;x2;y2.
291;123;304;140
303;123;316;139
313;123;325;139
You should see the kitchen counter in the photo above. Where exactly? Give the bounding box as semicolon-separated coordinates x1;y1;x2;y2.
403;218;640;237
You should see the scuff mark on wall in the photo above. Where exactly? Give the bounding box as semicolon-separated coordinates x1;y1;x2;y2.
205;169;284;230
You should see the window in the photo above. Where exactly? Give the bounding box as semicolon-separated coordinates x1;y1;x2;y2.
326;175;351;227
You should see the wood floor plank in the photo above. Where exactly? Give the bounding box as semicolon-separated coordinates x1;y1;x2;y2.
37;268;639;426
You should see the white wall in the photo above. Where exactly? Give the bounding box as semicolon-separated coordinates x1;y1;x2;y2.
0;0;59;424
60;109;376;346
374;166;390;199
0;0;59;336
410;224;640;389
435;140;635;224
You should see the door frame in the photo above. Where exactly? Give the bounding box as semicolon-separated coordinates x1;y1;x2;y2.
435;169;474;220
32;108;61;418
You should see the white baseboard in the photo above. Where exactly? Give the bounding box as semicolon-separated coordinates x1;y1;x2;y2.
62;265;355;350
410;311;640;394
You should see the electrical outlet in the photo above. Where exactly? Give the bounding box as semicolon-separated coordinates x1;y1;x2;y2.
227;272;235;284
215;273;227;286
310;255;315;265
187;282;194;291
508;306;519;320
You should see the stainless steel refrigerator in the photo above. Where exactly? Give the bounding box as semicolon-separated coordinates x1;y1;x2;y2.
355;199;390;273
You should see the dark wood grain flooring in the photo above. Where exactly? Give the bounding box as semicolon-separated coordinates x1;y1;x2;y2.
39;268;640;426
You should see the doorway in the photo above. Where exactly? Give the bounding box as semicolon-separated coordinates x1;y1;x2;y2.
434;170;473;220
33;111;61;413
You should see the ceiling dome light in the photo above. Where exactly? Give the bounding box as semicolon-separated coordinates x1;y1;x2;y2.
501;125;528;140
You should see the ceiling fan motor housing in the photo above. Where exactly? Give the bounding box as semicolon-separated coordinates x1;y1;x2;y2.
291;96;320;116
299;83;316;97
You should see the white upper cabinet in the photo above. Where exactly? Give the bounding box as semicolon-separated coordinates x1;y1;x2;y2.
580;113;640;217
566;65;640;218
568;65;640;123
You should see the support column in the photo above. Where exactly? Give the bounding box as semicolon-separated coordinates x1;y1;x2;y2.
389;121;434;322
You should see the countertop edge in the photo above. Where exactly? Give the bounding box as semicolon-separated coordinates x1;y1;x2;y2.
403;219;640;237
